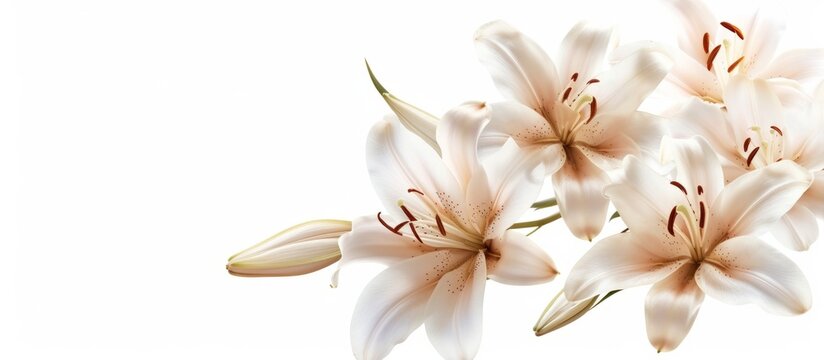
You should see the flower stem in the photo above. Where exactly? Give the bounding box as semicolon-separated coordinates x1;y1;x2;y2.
531;197;558;209
510;212;562;230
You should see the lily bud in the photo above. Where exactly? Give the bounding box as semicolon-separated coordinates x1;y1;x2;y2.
366;60;440;154
227;220;351;277
534;290;599;336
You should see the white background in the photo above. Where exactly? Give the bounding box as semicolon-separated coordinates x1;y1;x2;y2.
6;0;824;358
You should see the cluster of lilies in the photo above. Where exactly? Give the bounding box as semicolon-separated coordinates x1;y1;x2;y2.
226;0;824;358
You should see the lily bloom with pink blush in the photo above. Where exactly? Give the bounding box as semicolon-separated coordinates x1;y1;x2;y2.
338;103;558;360
474;20;672;240
672;76;824;250
564;136;813;352
660;0;824;105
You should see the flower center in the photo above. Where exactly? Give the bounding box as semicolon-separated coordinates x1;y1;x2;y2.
376;188;485;250
666;181;708;261
741;125;784;168
554;72;599;143
701;21;748;102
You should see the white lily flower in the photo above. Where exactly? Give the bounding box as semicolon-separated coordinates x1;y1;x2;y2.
672;76;824;250
565;136;813;352
660;0;824;104
474;20;672;240
226;220;350;277
340;102;558;360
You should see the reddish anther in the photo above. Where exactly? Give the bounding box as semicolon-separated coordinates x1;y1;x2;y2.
667;206;678;236
707;45;722;70
702;32;710;53
400;205;417;221
586;97;598;124
770;126;783;136
378;212;403;235
747;147;760;167
562;87;572;102
409;223;423;243
435;214;446;236
670;181;688;195
720;21;744;40
727;56;745;73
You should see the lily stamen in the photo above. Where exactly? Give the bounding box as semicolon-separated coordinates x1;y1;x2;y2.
562;87;573;102
727;56;745;73
436;214;447;236
720;21;744;40
707;45;722;70
378;212;403;235
702;32;710;53
770;125;783;136
400;205;417;221
586;97;598;124
670;181;688;195
667;206;678;236
743;137;752;152
746;146;760;167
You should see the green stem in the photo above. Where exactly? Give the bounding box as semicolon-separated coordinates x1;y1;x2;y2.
609;211;621;221
510;212;562;229
593;289;622;308
531;197;558;209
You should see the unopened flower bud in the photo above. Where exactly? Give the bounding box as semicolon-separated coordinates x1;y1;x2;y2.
227;220;351;277
534;290;599;336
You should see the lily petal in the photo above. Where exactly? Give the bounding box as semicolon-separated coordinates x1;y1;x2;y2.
437;102;491;188
723;76;784;144
565;232;688;301
709;160;812;245
695;235;811;315
487;230;558;285
426;252;487;360
558;21;616;90
366;115;464;222
604;156;689;255
741;8;786;75
475;20;560;112
481;140;549;240
226;219;349;277
611;41;721;101
769;204;818;251
589;49;672;118
671;99;740;165
799;171;824;215
485;101;559;150
645;263;704;353
758;49;824;83
350;249;472;360
660;136;725;211
577;111;664;171
662;0;717;62
552;146;611;240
